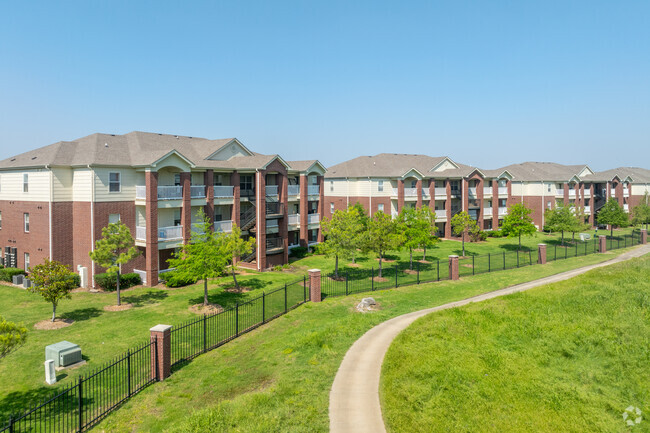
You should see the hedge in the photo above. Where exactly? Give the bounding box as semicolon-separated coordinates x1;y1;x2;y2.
94;272;142;291
289;246;308;259
162;271;197;288
0;268;27;282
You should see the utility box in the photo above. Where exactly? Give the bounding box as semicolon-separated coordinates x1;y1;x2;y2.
79;267;88;289
23;278;32;289
45;341;82;368
12;274;24;285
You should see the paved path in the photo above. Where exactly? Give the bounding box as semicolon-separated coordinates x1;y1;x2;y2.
329;244;650;433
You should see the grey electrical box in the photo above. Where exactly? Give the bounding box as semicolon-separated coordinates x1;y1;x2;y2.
23;278;32;289
12;274;24;285
45;341;82;368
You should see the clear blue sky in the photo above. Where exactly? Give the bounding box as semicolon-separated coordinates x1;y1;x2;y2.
1;0;649;170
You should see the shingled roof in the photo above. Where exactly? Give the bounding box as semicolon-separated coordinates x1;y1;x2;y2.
490;162;589;182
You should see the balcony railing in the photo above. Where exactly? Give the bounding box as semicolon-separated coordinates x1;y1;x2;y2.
158;186;183;200
483;187;493;195
135;185;146;200
308;185;320;195
624;204;629;212
584;205;591;213
484;208;493;216
136;226;146;240
158;225;183;240
568;190;576;198
288;213;300;226
214;220;233;232
422;188;429;197
610;189;616;197
435;210;446;219
288;185;300;196
266;202;284;216
266;237;283;250
404;187;418;197
468;187;477;197
266;220;279;230
498;207;508;216
214;186;234;198
434;187;446;196
624;189;630;197
266;185;279;196
555;189;564;196
498;187;508;195
584;189;591;197
191;185;206;198
392;188;399;196
308;213;320;224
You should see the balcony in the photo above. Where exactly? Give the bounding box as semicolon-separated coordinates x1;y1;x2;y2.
240;188;255;199
584;189;591;197
624;204;629;212
555;189;564;197
288;213;300;226
584;205;591;214
266;202;284;216
191;185;206;198
308;185;320;195
214;220;233;232
468;187;477;197
308;213;320;224
266;237;284;251
135;185;183;200
498;207;508;216
266;219;279;234
214;186;234;198
484;208;493;217
404;187;418;197
568;190;576;198
498;187;508;196
451;189;461;197
266;185;279;196
624;189;630;197
288;185;300;196
610;189;616;197
435;209;446;219
434;187;446;196
422;188;430;198
137;225;184;241
392;188;399;196
483;187;492;196
136;226;146;240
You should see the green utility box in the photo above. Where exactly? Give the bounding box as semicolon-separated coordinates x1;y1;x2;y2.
45;341;82;368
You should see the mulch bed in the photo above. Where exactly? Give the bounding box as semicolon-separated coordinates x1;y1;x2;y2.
347;263;361;268
34;319;74;330
403;269;418;275
370;276;389;283
189;303;224;315
104;303;134;312
223;287;252;293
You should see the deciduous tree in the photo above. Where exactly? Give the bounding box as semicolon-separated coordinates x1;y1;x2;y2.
29;259;77;321
450;211;478;257
397;206;438;269
0;316;27;360
545;205;575;245
366;211;404;277
500;203;537;249
597;198;629;237
223;224;255;291
631;192;650;230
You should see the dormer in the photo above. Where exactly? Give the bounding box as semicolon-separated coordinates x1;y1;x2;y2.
206;139;253;161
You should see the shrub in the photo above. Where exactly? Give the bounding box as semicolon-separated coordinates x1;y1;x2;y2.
68;274;81;287
470;229;488;242
0;268;27;282
289;247;308;259
94;272;142;291
487;230;504;238
162;271;197;288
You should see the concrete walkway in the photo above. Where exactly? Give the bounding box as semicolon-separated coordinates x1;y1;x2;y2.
329;244;650;433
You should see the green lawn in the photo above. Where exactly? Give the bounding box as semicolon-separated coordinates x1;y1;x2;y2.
381;255;650;433
92;249;639;432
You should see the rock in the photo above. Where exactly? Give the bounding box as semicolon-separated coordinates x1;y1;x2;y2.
356;297;378;312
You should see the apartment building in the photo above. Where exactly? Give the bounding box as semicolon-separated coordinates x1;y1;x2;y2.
324;154;650;235
0;131;325;286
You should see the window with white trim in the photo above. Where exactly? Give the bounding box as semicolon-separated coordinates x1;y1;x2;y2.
24;213;29;232
24;253;30;271
378;180;384;192
23;173;28;193
378;203;384;212
108;214;121;224
0;211;2;229
330;180;334;192
109;172;121;192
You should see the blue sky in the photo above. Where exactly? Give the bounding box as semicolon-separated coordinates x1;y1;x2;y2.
1;0;648;170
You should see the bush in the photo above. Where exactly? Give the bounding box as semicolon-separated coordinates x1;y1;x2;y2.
68;273;81;287
487;230;505;238
470;229;488;242
162;271;197;288
0;268;27;282
94;272;142;291
289;247;308;259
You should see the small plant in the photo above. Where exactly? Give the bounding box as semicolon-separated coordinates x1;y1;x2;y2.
289;247;308;259
94;272;142;291
28;259;77;322
0;316;27;360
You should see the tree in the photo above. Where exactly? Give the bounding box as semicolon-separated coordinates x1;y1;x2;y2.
569;206;591;242
397;206;438;269
0;316;27;360
417;206;439;261
450;211;478;257
167;209;230;306
347;203;369;264
545;205;575;246
366;211;405;277
500;203;537;249
597;198;629;237
89;221;140;306
631;192;650;230
28;259;77;322
223;224;255;291
320;208;364;278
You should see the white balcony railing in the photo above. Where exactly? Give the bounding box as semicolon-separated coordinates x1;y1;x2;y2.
136;185;146;200
468;187;477;197
158;186;183;200
624;189;630;197
483;187;492;196
308;213;320;224
611;189;616;197
136;226;146;240
568;190;576;198
308;185;320;195
498;207;508;216
214;185;234;198
555;189;564;196
498;187;508;195
584;205;591;213
422;188;429;197
191;185;206;198
404;187;418;197
624;204;629;212
158;225;183;240
392;188;399;196
288;185;300;196
435;210;446;219
584;189;591;197
266;185;279;196
484;208;493;216
434;187;446;196
214;220;233;232
288;213;300;226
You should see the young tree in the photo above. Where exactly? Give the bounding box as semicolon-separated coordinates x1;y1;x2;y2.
500;203;537;249
0;316;27;360
320;209;361;278
168;209;230;306
397;206;438;269
347;203;369;264
29;259;77;322
418;206;439;261
569;206;591;242
597;198;630;237
545;205;575;246
224;224;255;291
89;221;140;306
450;211;478;257
631;192;650;230
366;211;404;277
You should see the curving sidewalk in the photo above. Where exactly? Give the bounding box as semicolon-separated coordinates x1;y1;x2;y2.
329;244;650;433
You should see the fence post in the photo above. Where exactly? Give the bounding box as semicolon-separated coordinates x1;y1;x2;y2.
150;325;172;381
417;262;420;284
472;255;475;275
529;250;532;264
395;265;398;288
642;229;648;244
437;259;440;280
503;251;506;270
235;303;239;336
203;314;207;353
308;269;322;302
127;349;132;396
284;284;288;313
303;276;306;302
537;244;547;264
599;235;607;253
516;250;519;268
488;253;491;272
449;255;459;281
371;267;375;291
78;376;83;433
262;292;266;322
8;417;12;433
345;271;349;296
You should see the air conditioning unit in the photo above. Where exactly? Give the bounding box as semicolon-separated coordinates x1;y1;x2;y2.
22;278;32;289
45;341;82;368
12;274;24;285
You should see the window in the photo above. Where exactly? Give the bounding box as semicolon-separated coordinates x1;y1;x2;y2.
378;203;384;212
498;179;507;187
330;180;334;192
410;180;417;188
330;202;334;213
240;175;253;191
547;201;552;210
214;174;223;186
0;211;2;229
109;172;121;192
24;253;30;271
108;214;121;224
174;173;181;186
174;209;181;226
450;181;459;191
24;213;29;232
378;180;384;192
23;173;28;193
547;184;551;193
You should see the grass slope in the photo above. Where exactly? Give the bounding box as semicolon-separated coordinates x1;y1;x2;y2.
381;255;650;433
93;250;634;432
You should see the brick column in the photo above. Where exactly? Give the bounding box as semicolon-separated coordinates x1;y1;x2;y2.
477;178;484;229
204;170;214;223
428;180;435;208
150;324;172;381
230;171;241;227
578;183;584;208
397;179;405;214
563;182;569;206
445;179;452;238
589;184;595;227
449;255;459;280
506;179;513;207
280;173;289;264
317;175;325;242
145;171;159;286
180;172;192;243
599;235;607;253
492;180;499;230
299;175;308;247
641;229;647;244
416;179;423;208
257;171;267;270
462;178;469;212
309;269;321;302
537;244;547;264
615;181;624;206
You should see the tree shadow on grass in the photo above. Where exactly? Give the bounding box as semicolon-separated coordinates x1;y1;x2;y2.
60;307;102;322
121;290;168;307
188;290;249;309
0;386;69;423
217;277;272;292
499;243;534;252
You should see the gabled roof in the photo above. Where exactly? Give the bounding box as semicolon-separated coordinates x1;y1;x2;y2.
490;162;589;182
582;167;650;183
286;160;327;174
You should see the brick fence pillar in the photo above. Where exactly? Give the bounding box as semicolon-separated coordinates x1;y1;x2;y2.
599;235;607;253
641;229;648;244
537;244;547;264
309;269;321;302
449;255;459;280
150;324;172;381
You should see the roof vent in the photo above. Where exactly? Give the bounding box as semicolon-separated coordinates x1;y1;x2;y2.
10;158;15;161
175;136;179;139
31;157;37;160
111;134;115;136
104;143;109;147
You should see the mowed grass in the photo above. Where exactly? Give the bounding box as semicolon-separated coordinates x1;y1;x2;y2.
91;249;640;432
381;255;650;433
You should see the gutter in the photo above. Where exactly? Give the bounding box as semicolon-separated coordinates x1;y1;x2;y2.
46;165;53;259
89;165;96;287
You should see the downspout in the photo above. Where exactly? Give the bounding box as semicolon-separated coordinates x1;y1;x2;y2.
541;180;545;229
256;169;261;270
89;165;96;287
346;177;349;208
47;165;53;259
368;177;372;214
